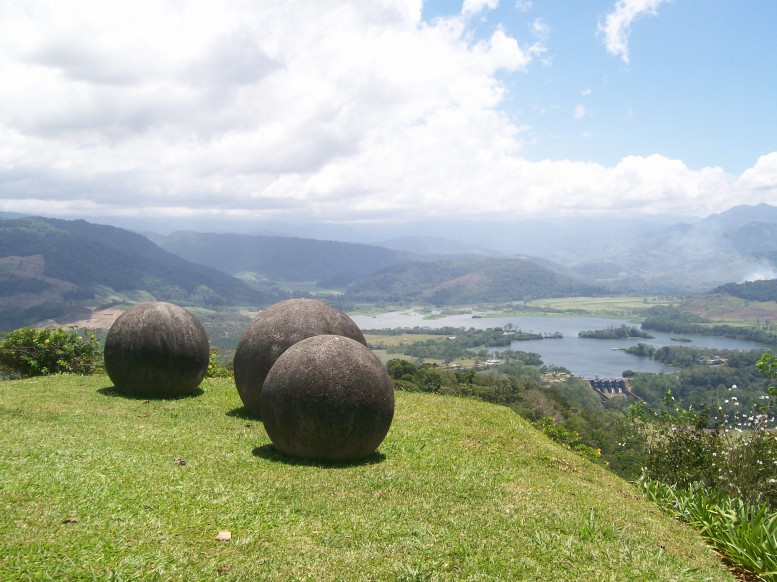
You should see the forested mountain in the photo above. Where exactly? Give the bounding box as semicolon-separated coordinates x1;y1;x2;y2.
156;231;408;287
0;217;270;329
715;279;777;302
344;257;604;304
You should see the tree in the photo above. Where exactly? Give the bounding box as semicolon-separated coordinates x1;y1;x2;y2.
0;327;102;378
386;358;417;380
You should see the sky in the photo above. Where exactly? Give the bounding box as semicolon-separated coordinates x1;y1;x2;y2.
0;0;776;228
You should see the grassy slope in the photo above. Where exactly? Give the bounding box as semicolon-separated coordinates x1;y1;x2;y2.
0;376;732;581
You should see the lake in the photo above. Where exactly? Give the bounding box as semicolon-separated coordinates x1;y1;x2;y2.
350;310;769;377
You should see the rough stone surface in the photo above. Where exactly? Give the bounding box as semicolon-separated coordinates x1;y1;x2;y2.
260;334;394;462
233;299;366;417
104;301;210;398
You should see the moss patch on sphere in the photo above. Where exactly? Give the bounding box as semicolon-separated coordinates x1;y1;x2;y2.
260;334;395;462
104;302;210;398
233;299;366;417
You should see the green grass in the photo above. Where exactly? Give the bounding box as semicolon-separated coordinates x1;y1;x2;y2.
0;376;734;580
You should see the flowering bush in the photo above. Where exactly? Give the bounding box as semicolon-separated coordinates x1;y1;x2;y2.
0;327;102;378
626;352;777;509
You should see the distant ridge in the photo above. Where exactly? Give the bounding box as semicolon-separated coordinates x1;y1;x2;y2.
156;231;407;287
345;257;604;304
0;217;270;330
378;235;500;257
570;203;777;293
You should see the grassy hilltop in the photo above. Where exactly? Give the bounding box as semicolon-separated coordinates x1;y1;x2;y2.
0;376;733;580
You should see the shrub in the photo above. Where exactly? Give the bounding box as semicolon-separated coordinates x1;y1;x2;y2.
627;352;777;509
0;327;102;378
207;349;233;378
535;416;602;464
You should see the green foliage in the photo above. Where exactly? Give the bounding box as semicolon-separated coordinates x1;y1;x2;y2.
371;326;545;364
716;279;777;302
639;477;777;581
627;347;772;412
642;305;777;344
627;353;777;510
206;349;233;379
626;400;722;489
757;351;777;379
386;358;418;380
578;324;653;339
534;417;602;464
0;327;102;378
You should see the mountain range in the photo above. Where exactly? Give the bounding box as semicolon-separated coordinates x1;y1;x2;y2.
1;203;776;330
0;217;272;329
568;204;777;292
154;231;407;288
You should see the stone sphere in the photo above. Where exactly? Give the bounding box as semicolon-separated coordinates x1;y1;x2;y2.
260;334;394;462
233;299;366;417
104;302;210;398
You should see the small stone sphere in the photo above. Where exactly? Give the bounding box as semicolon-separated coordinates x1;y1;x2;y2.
260;334;394;462
233;298;366;417
104;301;210;398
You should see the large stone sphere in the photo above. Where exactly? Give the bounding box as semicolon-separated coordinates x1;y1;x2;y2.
233;299;366;417
260;334;394;462
104;302;210;398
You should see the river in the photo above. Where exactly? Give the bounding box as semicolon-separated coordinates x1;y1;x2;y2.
350;310;769;377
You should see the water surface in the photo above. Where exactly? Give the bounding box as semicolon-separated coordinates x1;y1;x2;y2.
351;310;768;377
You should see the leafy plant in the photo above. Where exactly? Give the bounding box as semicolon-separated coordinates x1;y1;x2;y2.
639;477;777;580
0;327;102;378
206;349;233;379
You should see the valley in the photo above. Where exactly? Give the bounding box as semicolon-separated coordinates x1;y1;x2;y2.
2;207;777;388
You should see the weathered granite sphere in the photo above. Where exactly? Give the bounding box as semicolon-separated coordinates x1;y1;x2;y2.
233;298;367;417
260;334;394;462
104;301;210;398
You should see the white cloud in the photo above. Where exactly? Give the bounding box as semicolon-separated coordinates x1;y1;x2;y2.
462;0;499;17
0;0;774;226
599;0;668;63
531;18;550;41
734;153;777;193
574;105;587;120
